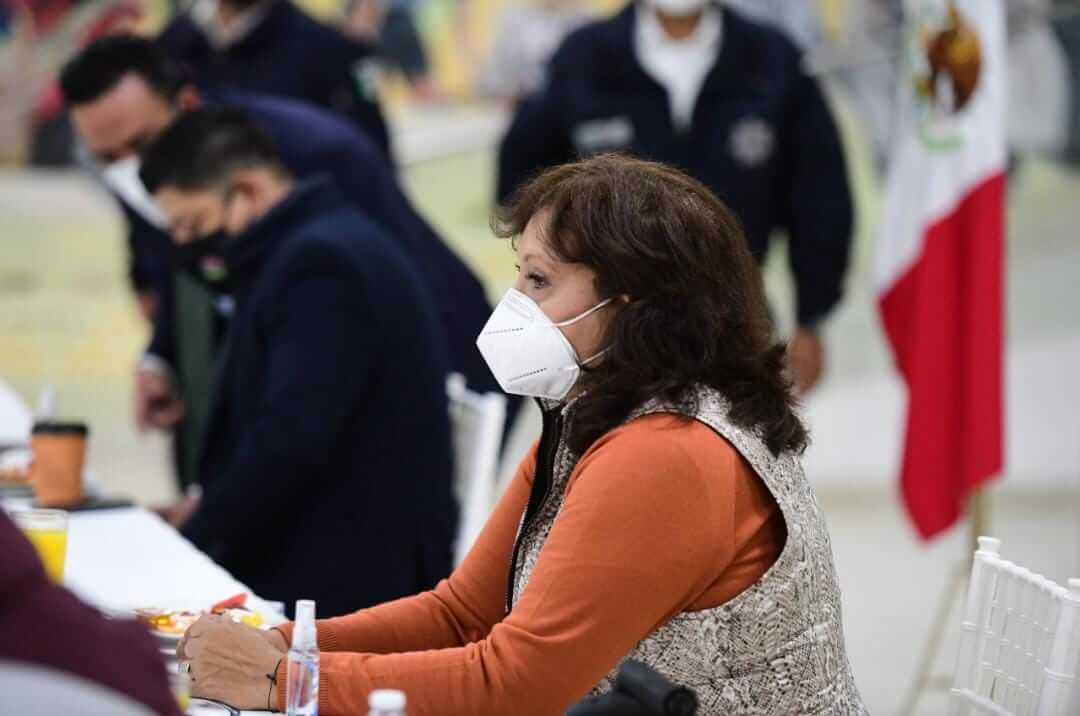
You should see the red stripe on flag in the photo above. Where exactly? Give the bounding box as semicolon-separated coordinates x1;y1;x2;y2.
879;172;1005;540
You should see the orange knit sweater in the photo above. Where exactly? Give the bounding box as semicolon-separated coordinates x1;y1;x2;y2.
275;413;785;714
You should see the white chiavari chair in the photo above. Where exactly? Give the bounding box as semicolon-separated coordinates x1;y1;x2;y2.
446;373;507;566
950;537;1080;716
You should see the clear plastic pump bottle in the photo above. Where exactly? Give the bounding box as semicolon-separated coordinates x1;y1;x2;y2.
286;600;319;715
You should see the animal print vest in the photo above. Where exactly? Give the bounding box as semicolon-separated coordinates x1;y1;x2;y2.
509;388;866;714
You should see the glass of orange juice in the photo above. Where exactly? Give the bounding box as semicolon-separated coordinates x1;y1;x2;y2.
13;509;68;582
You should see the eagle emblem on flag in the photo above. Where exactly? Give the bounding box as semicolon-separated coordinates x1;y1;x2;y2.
907;0;984;150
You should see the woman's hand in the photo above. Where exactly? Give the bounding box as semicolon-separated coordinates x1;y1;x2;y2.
178;614;287;710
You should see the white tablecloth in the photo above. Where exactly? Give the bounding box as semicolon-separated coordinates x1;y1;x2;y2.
71;507;282;620
2;500;284;715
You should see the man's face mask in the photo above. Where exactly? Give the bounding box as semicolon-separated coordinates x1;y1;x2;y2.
171;230;230;288
168;186;250;291
101;156;169;229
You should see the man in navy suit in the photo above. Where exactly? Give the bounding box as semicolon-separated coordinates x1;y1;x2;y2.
140;108;457;617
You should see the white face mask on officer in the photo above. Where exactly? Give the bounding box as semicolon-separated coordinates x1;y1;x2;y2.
476;288;612;401
648;0;707;18
100;156;169;229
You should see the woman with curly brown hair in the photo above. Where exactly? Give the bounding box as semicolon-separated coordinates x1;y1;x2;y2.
180;154;865;715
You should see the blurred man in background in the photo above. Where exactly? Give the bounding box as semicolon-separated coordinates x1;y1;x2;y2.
497;0;853;394
157;0;392;159
59;35;496;494
139;108;456;617
478;0;593;104
342;0;440;101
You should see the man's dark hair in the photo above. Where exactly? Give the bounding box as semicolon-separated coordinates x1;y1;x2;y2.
495;154;809;457
140;108;288;194
60;34;188;106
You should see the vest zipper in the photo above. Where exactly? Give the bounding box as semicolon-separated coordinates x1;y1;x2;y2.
505;407;564;613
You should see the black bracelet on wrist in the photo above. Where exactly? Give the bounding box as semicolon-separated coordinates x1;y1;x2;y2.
267;656;283;711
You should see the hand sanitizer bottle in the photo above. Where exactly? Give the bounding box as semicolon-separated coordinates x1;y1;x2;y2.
286;600;319;715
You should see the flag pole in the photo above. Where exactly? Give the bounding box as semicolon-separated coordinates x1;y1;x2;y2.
969;486;990;552
900;489;993;715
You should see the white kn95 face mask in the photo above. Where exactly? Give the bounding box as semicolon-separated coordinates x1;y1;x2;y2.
476;288;612;401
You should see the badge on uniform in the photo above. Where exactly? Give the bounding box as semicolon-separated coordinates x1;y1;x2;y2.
572;117;634;155
351;58;382;102
729;117;775;168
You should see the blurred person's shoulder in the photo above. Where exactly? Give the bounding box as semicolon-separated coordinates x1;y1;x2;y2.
550;5;806;79
276;0;374;64
549;6;631;71
722;5;806;79
224;88;352;139
157;10;206;56
286;204;385;261
218;87;383;163
272;205;431;315
276;194;405;278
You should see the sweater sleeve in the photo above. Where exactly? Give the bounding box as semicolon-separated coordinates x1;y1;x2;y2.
279;416;750;715
276;444;537;655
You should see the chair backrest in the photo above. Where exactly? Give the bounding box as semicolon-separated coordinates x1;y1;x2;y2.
0;660;156;716
950;537;1080;716
446;373;507;565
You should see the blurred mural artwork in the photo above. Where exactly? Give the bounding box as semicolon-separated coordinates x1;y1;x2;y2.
6;0;1080;170
0;0;170;166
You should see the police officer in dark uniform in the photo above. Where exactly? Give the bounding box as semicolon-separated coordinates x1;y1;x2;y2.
59;35;497;497
497;0;853;393
158;0;391;160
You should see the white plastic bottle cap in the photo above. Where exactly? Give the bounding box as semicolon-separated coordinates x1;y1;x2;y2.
369;689;406;710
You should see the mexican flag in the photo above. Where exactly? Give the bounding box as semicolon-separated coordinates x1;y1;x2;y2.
876;0;1006;540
